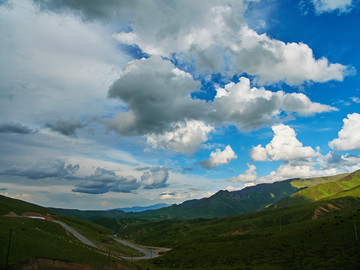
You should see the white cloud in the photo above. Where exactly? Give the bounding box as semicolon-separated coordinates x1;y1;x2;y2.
228;25;350;85
251;124;318;161
112;2;350;85
329;113;360;151
312;0;354;14
160;191;186;200
213;78;336;130
199;145;237;169
147;120;214;155
230;163;257;183
140;167;169;189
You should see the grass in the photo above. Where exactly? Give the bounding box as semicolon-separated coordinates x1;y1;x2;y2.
56;215;144;257
0;217;128;269
134;197;360;269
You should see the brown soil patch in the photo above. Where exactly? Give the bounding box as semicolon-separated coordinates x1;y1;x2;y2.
312;203;340;220
3;211;18;217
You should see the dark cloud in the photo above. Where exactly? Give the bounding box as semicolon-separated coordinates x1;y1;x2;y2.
0;122;35;134
45;118;86;137
33;0;133;22
325;152;360;168
72;167;140;194
0;188;8;191
0;0;9;6
141;167;169;189
107;56;203;135
0;160;79;180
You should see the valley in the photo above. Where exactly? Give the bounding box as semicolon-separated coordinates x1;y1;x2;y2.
1;170;360;269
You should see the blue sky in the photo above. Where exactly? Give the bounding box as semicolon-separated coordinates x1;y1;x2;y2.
0;0;359;209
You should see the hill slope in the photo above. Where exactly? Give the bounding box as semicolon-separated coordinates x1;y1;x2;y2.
271;170;360;209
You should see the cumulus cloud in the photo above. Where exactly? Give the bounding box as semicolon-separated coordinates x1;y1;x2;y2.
140;167;169;189
312;0;354;14
0;122;35;134
45;118;87;137
72;167;140;194
199;145;237;169
35;0;350;85
146;120;214;155
250;124;318;161
0;160;79;179
227;25;350;85
212;78;336;130
107;56;203;135
329;113;360;151
230;163;257;183
107;57;336;144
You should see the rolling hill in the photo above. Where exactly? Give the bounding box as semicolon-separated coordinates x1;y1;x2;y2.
0;194;140;269
271;170;360;209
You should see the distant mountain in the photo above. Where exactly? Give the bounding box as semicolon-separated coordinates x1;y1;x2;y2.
121;172;350;220
113;203;169;212
47;171;355;221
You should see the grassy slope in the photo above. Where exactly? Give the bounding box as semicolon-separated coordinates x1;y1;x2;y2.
134;196;360;269
0;195;143;268
272;170;360;208
0;217;127;269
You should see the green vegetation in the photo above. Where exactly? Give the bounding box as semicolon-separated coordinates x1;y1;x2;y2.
273;170;360;208
49;207;125;220
0;217;127;269
128;196;360;269
0;194;56;216
0;194;145;268
57;214;144;257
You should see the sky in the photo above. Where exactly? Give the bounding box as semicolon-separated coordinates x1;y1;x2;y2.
0;0;360;210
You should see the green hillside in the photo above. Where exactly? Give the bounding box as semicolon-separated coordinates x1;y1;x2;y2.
272;170;360;208
124;196;360;269
0;195;143;269
0;194;56;216
48;207;125;220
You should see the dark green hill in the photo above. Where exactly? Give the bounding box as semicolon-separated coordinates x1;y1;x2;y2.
271;170;360;209
48;207;125;220
0;194;56;216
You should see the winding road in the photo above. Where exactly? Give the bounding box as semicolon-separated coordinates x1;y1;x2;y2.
52;220;98;248
16;213;170;260
115;239;171;260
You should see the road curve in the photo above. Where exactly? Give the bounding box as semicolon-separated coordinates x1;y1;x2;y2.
114;239;170;260
52;220;97;248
